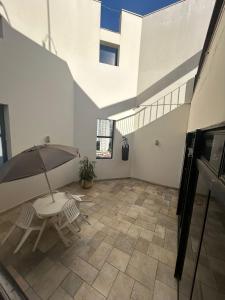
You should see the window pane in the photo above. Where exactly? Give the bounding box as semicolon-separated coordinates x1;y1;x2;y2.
96;138;113;159
100;44;118;66
97;119;113;137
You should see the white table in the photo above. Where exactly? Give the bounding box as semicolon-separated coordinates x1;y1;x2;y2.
33;192;69;218
33;192;71;247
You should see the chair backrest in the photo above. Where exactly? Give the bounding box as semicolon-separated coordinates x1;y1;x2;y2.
62;198;80;224
16;203;36;229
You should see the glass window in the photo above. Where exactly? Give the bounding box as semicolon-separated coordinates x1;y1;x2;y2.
96;119;114;159
99;44;119;66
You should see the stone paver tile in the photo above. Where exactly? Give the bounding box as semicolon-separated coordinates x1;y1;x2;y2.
148;243;176;268
74;282;105;300
61;272;83;297
126;250;158;290
164;229;177;252
152;235;164;247
155;224;166;239
156;262;177;290
127;225;142;239
108;271;134;300
89;231;107;250
89;241;112;270
135;237;149;254
7;265;29;292
70;256;98;284
140;229;154;242
25;288;41;300
153;280;177;300
114;232;137;255
135;219;156;232
49;287;73;300
93;262;118;297
32;262;69;300
25;257;54;287
107;248;130;272
131;281;153;300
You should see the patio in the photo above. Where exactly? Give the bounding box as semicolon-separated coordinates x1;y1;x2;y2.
0;179;178;300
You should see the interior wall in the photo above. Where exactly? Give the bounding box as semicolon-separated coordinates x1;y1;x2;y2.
138;0;215;94
131;105;190;188
188;8;225;131
0;19;76;212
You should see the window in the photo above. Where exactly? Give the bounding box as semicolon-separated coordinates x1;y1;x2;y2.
96;119;114;159
99;43;119;66
0;105;8;165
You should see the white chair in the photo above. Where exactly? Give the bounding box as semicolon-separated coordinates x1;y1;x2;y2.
51;198;81;247
1;203;47;254
66;192;92;225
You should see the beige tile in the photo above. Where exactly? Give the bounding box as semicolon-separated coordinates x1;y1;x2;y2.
32;262;69;300
135;237;149;254
140;229;154;242
131;281;153;300
152;235;164;247
148;243;176;268
89;241;112;270
108;271;134;300
74;282;105;300
93;262;118;297
49;287;73;300
153;280;177;300
126;250;158;290
155;224;166;239
114;232;137;255
107;248;130;272
61;272;83;297
70;256;98;284
25;288;41;300
156;262;177;290
127;225;142;239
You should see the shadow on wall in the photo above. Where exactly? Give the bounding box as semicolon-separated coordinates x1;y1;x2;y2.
101;51;201;117
0;1;11;25
73;81;132;181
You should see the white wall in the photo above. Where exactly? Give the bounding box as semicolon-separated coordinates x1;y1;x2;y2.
138;0;215;94
0;0;142;107
188;7;225;131
0;18;76;212
131;105;190;188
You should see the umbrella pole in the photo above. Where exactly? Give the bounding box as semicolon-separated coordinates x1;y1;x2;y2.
44;171;55;203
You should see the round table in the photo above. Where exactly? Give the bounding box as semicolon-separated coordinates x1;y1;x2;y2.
33;192;68;217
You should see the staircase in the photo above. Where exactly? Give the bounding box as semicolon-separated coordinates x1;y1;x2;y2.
116;82;190;135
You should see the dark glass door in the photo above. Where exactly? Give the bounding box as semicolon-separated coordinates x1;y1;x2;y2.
0;105;8;164
191;188;225;299
178;171;210;299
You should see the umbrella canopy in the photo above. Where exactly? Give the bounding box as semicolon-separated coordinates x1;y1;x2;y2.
0;144;80;202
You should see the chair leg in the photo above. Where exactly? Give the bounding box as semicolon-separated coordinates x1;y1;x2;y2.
1;225;16;246
52;221;70;247
32;219;47;252
75;220;81;232
14;228;32;254
80;214;91;225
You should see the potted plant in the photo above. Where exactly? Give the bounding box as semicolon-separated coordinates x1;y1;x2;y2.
79;156;96;189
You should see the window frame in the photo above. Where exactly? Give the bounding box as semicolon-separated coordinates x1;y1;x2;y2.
99;42;119;66
96;119;115;160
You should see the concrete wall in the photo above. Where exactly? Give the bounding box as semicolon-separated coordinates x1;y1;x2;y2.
0;18;75;212
138;0;215;94
131;105;190;188
188;7;225;131
0;19;132;212
0;0;142;107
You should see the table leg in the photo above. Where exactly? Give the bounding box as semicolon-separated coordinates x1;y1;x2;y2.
32;219;48;252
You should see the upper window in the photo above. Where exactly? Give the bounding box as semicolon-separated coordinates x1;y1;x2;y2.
96;119;114;159
99;43;119;66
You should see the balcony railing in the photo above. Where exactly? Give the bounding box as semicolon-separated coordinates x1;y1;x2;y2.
116;82;188;135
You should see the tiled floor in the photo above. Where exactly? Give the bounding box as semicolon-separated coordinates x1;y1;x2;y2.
0;179;180;300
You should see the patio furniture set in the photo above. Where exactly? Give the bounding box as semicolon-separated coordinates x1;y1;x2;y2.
1;191;92;254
